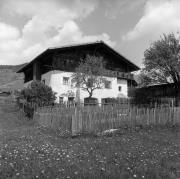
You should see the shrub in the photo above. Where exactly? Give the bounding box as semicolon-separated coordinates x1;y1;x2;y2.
20;81;56;117
21;81;56;106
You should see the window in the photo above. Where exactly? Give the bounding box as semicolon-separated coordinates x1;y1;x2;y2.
68;97;74;102
42;79;45;84
118;86;122;92
63;77;69;85
105;80;112;89
59;97;63;104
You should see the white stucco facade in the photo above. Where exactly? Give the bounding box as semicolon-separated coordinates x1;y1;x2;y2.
37;70;128;103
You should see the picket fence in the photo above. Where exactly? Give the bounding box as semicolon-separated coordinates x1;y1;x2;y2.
33;105;180;135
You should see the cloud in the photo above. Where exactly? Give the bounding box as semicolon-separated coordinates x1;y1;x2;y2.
123;0;180;41
2;0;98;18
48;21;116;47
0;0;114;65
0;23;20;41
119;0;180;66
104;0;146;19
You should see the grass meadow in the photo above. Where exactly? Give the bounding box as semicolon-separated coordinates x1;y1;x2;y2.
0;98;180;179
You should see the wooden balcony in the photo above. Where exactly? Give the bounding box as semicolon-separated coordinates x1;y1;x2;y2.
104;70;134;80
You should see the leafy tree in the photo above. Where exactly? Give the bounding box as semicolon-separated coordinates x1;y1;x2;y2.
136;71;153;88
72;55;106;99
20;81;56;106
141;33;180;95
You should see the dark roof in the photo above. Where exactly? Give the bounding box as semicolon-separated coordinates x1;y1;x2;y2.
17;41;140;73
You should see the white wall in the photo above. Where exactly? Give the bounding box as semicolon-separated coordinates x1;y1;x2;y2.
41;70;128;103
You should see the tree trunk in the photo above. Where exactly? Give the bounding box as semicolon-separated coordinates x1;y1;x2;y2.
76;87;81;106
89;91;93;98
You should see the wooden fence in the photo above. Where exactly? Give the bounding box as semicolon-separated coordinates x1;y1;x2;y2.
33;105;180;135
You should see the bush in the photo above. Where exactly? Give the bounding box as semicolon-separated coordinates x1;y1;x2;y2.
21;81;56;106
20;81;56;117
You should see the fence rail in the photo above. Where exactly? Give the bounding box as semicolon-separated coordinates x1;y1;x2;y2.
33;105;180;135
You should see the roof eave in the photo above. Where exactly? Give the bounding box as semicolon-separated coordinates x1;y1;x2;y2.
16;41;140;73
100;42;140;71
16;49;49;73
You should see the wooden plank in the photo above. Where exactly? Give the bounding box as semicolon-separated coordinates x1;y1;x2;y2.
34;105;180;134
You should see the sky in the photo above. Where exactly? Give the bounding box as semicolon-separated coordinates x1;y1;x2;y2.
0;0;180;66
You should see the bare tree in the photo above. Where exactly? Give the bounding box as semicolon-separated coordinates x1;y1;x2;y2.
72;55;106;99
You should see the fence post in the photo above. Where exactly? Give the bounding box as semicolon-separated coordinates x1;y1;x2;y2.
147;108;149;125
172;107;174;125
71;114;75;135
129;107;132;129
130;107;134;129
78;109;83;133
72;108;79;135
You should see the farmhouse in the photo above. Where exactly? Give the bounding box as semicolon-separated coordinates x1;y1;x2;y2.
17;41;139;103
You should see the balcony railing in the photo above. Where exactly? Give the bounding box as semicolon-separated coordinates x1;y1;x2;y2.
103;70;134;80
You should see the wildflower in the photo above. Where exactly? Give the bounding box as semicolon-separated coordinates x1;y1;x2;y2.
101;168;105;171
9;163;14;167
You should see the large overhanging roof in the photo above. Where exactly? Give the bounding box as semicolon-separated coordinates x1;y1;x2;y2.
17;41;140;73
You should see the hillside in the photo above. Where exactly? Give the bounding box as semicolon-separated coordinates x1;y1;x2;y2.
0;63;27;72
0;63;27;91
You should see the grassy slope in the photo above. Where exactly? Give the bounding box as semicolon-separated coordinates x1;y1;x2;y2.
0;64;27;91
0;97;180;179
